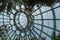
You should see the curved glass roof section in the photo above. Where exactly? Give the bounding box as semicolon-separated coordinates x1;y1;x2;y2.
0;2;60;40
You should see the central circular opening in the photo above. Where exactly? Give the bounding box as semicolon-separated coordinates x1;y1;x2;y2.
19;13;27;28
14;12;34;32
15;13;28;29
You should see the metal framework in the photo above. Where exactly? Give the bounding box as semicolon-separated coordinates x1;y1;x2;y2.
0;1;60;40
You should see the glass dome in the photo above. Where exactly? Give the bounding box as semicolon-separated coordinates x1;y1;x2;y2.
0;1;60;40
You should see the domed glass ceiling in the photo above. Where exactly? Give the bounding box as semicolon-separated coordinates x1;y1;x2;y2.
0;1;60;40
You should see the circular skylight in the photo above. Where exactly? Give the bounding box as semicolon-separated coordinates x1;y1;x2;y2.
0;1;60;40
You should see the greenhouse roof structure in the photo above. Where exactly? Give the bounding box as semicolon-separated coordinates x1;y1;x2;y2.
0;0;60;40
